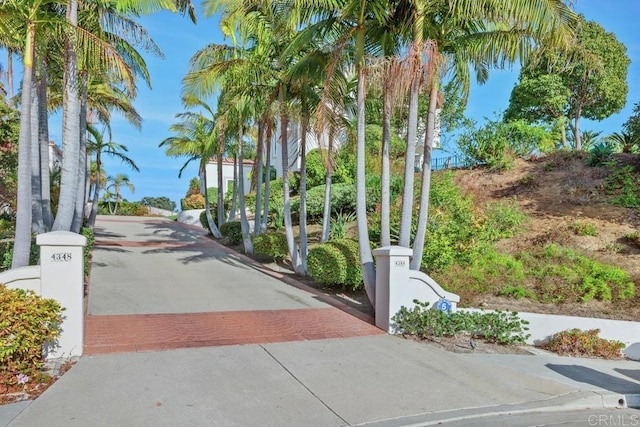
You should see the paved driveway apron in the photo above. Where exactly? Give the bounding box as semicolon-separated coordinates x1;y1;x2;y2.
85;216;382;354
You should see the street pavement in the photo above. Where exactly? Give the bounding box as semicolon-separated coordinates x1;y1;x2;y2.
2;216;639;426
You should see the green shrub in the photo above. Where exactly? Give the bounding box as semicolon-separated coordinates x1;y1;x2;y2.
81;227;94;277
1;238;40;272
533;244;635;302
435;249;526;300
541;329;625;359
571;221;598;236
253;232;289;261
181;193;205;210
587;143;614;166
329;210;356;239
199;210;220;235
624;231;640;248
307;244;347;287
220;221;242;244
498;285;537;300
0;286;64;386
482;199;527;240
307;239;363;290
605;165;640;209
392;300;530;345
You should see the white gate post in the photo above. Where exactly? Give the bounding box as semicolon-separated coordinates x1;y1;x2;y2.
373;246;413;333
37;231;87;358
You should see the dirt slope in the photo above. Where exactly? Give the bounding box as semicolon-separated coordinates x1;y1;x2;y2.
452;152;640;321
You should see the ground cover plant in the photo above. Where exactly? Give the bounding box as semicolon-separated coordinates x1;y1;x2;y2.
392;300;530;346
541;329;625;359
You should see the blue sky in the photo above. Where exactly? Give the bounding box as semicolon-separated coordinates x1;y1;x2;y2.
16;1;640;207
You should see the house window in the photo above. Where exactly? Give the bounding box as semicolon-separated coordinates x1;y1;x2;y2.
272;141;278;158
226;179;235;196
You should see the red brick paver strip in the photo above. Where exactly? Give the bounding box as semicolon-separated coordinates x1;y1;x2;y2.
84;308;384;355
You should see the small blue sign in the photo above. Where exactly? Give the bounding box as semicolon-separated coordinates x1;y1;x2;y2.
436;299;452;313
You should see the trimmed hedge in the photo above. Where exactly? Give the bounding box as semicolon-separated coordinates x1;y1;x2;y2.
220;221;242;244
253;232;289;261
307;239;363;291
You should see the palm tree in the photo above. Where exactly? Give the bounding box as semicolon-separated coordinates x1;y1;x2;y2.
607;130;638;154
408;0;577;270
289;0;391;303
159;105;223;238
86;126;139;227
54;0;163;232
6;0;64;267
105;173;134;215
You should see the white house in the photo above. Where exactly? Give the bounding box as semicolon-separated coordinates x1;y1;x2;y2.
48;141;63;171
270;121;347;178
202;157;254;197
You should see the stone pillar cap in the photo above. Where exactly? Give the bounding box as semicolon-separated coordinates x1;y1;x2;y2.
36;231;87;247
372;246;413;257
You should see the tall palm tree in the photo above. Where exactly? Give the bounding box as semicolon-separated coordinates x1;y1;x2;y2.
5;0;64;268
408;0;577;270
160;106;223;238
86;125;139;227
105;173;134;214
289;0;390;303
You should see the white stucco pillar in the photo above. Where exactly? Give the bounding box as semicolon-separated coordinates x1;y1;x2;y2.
373;246;413;333
37;231;87;358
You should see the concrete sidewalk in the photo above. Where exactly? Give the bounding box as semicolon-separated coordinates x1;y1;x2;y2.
2;216;640;426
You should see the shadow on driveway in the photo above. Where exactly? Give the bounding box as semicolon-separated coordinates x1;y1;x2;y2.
547;364;640;394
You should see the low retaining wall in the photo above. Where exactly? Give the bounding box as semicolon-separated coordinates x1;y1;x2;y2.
177;209;205;227
461;308;640;361
373;245;640;361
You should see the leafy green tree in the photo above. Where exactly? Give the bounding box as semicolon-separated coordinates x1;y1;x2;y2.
0;96;19;209
622;102;640;152
140;197;176;212
507;17;630;151
505;74;571;148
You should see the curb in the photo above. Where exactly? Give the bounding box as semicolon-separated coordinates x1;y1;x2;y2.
355;390;635;427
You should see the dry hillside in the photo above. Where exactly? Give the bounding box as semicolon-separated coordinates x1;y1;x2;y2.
452;151;640;320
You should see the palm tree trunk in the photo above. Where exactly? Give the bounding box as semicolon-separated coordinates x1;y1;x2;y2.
280;85;299;267
411;84;438;270
38;58;53;231
380;71;393;247
7;49;14;100
297;115;309;274
202;165;222;238
355;63;375;306
71;72;88;233
262;124;273;232
321;127;334;243
87;153;101;228
398;51;421;248
53;0;80;231
236;125;253;254
30;71;44;235
228;153;237;221
216;130;225;226
253;120;264;236
12;25;36;268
